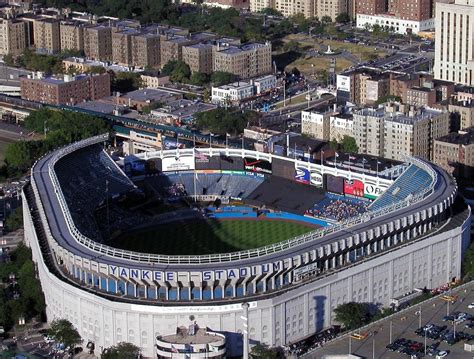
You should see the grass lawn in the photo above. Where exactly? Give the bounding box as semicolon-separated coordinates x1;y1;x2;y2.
276;34;387;77
113;219;316;255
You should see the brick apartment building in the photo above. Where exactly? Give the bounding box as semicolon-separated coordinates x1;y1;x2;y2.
20;72;110;105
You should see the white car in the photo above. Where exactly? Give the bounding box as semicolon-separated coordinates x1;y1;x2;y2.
468;303;474;309
436;351;449;358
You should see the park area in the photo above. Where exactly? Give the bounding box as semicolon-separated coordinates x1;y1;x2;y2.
113;218;316;255
274;34;388;78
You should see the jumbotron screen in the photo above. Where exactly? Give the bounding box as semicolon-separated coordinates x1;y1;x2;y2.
325;174;344;194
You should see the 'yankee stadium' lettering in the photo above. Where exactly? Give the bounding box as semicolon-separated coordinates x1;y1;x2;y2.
107;262;285;282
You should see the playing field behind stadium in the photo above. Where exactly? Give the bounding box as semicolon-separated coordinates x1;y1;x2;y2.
113;219;316;255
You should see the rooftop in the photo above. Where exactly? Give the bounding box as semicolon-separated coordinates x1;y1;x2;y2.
437;128;474;146
121;88;181;103
213;81;252;90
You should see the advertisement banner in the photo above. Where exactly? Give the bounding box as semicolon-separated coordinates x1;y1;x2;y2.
364;183;386;199
295;167;310;184
244;157;272;174
344;179;364;197
162;156;195;172
310;171;323;187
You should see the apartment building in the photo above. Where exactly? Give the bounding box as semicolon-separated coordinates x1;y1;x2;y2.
353;103;449;161
433;127;474;177
33;18;60;54
83;25;112;61
131;32;161;68
390;73;420;103
434;0;474;86
302;107;354;141
388;0;432;21
315;0;348;21
336;70;389;106
275;0;314;18
406;87;436;107
160;32;216;68
60;21;84;52
353;107;386;157
250;0;274;13
112;28;139;66
449;100;474;130
213;42;272;79
204;0;249;9
0;18;28;56
354;0;386;16
20;72;110;105
182;43;213;74
301;110;333;140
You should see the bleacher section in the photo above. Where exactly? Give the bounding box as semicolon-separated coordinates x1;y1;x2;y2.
144;173;265;199
369;164;433;211
54;145;136;240
246;176;325;215
305;193;368;222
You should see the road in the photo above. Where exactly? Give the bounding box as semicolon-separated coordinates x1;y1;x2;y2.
303;282;474;359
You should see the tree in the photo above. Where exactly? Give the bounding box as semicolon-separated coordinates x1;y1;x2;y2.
5;206;22;232
250;343;283;358
210;71;236;86
321;15;333;24
283;40;301;52
102;342;141;359
170;61;191;83
335;13;350;24
195;108;258;136
259;8;283;16
3;54;14;67
48;319;82;349
112;72;143;93
190;72;209;86
341;135;358;153
334;302;371;329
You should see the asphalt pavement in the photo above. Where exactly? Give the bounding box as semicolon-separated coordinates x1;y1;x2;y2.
304;282;474;358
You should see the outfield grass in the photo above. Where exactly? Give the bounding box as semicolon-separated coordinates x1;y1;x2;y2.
113;219;316;255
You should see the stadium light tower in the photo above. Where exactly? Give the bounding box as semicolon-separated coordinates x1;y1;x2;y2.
242;302;250;359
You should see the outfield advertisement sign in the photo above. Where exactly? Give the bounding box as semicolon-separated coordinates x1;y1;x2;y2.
162;156;195;172
344;179;364;197
364;182;386;199
310;171;323;187
295;167;310;184
244;157;272;174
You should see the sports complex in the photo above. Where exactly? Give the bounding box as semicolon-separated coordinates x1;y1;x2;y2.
23;133;471;357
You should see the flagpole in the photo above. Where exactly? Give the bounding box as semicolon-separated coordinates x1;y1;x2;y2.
210;133;212;148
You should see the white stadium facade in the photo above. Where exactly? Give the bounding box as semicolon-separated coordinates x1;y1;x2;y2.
23;134;471;358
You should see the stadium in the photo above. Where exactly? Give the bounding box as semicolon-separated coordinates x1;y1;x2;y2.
23;133;470;358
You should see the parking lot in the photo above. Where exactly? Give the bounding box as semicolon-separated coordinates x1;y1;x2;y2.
304;282;474;358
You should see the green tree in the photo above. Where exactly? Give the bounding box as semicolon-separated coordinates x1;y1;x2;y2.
283;40;301;52
5;206;22;232
334;302;371;329
329;138;338;150
210;71;236;86
170;61;191;83
3;54;14;67
190;72;209;86
259;8;283;16
250;343;283;358
102;342;141;359
195;108;258;136
335;13;350;23
162;60;179;76
341;135;358;153
47;319;82;349
4;141;40;174
112;72;143;93
321;15;333;24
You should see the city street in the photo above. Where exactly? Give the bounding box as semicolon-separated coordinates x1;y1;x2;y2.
304;282;474;358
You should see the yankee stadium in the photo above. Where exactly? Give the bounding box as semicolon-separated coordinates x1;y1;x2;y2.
23;133;471;358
